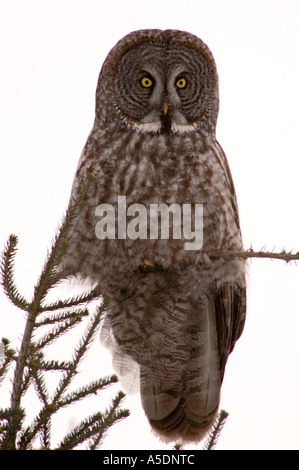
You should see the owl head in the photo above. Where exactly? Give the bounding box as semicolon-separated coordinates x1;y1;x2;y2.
95;29;219;135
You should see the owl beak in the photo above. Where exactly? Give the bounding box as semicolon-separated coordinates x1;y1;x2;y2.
162;100;169;116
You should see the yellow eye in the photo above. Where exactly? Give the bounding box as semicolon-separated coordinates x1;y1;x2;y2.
141;76;153;88
176;77;187;89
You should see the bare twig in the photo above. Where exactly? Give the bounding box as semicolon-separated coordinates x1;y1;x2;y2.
210;248;299;263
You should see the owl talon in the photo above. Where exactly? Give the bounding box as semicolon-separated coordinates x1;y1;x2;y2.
139;260;166;273
143;258;154;267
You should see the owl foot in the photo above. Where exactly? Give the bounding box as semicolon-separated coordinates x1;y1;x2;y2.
138;260;166;274
143;258;155;267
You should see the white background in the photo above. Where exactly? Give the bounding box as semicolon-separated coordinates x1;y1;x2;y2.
1;0;299;450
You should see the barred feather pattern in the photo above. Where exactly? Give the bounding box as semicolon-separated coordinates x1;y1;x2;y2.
62;29;246;444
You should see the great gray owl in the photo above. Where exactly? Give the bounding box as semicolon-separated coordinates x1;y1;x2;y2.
62;29;246;444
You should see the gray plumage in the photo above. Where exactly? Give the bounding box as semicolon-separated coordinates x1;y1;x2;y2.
62;29;246;444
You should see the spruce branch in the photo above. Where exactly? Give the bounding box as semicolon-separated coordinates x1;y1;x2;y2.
0;338;17;386
29;362;49;406
203;409;229;450
173;442;183;450
0;176;129;450
39;286;101;313
57;375;119;408
0;235;29;310
52;302;107;405
55;391;129;450
35;308;89;326
18;403;58;450
0;407;25;450
56;411;107;450
16;301;109;450
38;359;73;372
0;174;131;450
40;420;51;450
88;391;130;450
10;316;36;413
35;315;86;350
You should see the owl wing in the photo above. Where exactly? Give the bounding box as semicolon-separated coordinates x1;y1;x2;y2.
214;283;246;382
214;140;241;230
212;142;246;379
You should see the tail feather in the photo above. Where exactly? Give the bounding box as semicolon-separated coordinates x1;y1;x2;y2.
139;294;221;444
